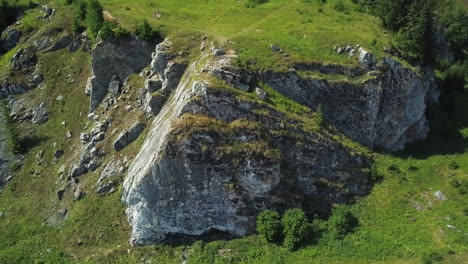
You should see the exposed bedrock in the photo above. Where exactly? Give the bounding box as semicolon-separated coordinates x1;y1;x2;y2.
261;57;440;151
123;56;372;245
86;36;153;112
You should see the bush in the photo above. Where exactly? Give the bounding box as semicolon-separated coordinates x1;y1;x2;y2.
245;0;269;8
333;0;346;12
256;210;283;243
86;0;103;37
328;205;358;238
98;21;113;40
281;208;312;251
135;20;161;42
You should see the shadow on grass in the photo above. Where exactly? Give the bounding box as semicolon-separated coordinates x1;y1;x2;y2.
14;134;49;155
395;90;468;159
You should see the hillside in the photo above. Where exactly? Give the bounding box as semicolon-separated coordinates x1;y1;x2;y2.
0;0;467;263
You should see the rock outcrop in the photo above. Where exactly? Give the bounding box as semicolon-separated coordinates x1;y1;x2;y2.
0;26;21;53
113;122;145;151
261;56;439;151
0;104;13;190
123;55;372;245
87;36;153;112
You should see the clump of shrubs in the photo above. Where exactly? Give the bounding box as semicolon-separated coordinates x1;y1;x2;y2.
257;206;358;251
245;0;269;8
135;20;161;42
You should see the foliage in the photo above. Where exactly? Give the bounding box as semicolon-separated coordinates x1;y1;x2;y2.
135;20;160;42
256;210;283;243
442;62;467;92
245;0;269;8
328;205;358;238
86;0;103;36
281;208;312;251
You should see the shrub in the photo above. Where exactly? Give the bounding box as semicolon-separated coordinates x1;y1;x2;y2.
245;0;269;8
256;210;283;243
135;20;161;42
98;21;113;40
281;208;312;251
328;205;358;238
333;0;346;12
86;0;103;37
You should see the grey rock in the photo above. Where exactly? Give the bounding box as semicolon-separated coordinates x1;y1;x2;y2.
92;132;105;143
30;74;44;84
54;149;64;159
161;62;187;94
0;81;29;97
261;57;439;151
123;60;371;245
32;102;48;124
96;160;120;194
144;92;166;115
70;164;87;178
212;47;225;56
208;58;252;91
150;39;174;77
74;186;86;201
11;48;36;70
113;122;145;151
255;87;267;101
108;75;121;96
66;131;72;138
358;47;376;69
88;36;153;112
44;35;73;53
1;26;21;52
33;36;54;51
144;78;162;93
434;190;447;201
80;133;90;143
69;32;91;53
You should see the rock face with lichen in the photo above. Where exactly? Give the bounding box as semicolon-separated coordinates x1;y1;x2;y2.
87;36;153;112
123;53;373;245
261;56;439;151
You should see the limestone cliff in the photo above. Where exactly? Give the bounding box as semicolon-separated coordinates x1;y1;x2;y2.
122;49;373;245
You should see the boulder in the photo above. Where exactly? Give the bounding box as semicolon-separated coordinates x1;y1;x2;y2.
108;75;121;96
144;78;162;93
150;39;174;77
31;102;48;124
255;87;267;101
0;26;21;52
44;35;73;53
161;62;187;94
33;36;54;51
358;47;376;69
144;92;166;116
11;48;36;70
113;122;145;151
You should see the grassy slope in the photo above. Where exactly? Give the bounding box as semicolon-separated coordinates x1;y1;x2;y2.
101;0;390;71
0;0;466;263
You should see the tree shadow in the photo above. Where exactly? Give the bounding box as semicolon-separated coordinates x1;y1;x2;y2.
14;134;49;155
392;91;468;159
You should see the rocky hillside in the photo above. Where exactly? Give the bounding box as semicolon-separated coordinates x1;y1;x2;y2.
0;0;467;263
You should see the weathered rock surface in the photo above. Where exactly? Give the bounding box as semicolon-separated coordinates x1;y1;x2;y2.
0;104;13;190
113;122;145;151
1;26;21;52
11;47;36;70
0;80;28;97
31;102;48;124
123;58;372;245
87;36;153;112
262;57;439;151
207;58;252;91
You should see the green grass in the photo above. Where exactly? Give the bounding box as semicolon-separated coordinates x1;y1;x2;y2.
101;0;390;71
0;0;467;263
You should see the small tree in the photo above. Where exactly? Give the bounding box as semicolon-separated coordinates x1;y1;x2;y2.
256;209;283;243
281;208;312;251
328;205;358;238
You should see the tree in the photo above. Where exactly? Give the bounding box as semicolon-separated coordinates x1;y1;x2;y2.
374;0;411;32
256;209;283;243
281;208;312;251
86;0;103;37
395;0;433;64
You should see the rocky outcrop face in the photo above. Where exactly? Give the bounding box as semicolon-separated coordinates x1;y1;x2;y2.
11;47;36;71
31;102;48;124
113;122;145;151
207;58;252;91
0;104;13;190
0;81;28;98
123;57;372;245
0;26;21;53
87;36;153;112
262;57;439;151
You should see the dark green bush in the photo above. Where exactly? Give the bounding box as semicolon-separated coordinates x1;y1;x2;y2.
86;0;104;37
256;209;283;243
281;208;312;251
135;20;161;42
328;205;358;238
245;0;269;8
